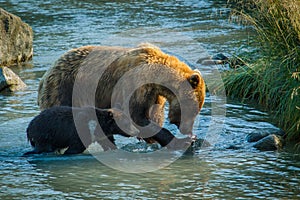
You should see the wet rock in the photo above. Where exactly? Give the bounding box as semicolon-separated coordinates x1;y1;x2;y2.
246;129;285;142
184;138;211;154
212;53;229;61
200;59;224;65
246;131;270;143
253;134;283;151
196;55;212;64
0;8;33;65
197;53;229;66
197;53;245;68
226;145;242;150
193;138;211;148
0;66;26;92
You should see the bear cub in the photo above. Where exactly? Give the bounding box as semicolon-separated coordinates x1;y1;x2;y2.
24;106;139;155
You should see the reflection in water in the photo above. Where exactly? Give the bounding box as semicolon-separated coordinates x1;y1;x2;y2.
0;0;299;199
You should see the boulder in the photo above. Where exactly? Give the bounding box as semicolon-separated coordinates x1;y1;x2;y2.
197;53;245;68
184;138;211;154
0;66;26;92
212;53;229;61
197;53;229;66
246;129;285;142
0;8;33;65
246;131;270;143
253;134;283;151
193;138;211;149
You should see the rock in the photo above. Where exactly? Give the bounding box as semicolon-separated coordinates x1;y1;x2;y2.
197;53;229;66
253;134;283;151
246;129;285;142
197;53;246;68
193;138;211;148
0;8;33;65
196;55;212;64
184;138;211;154
246;131;270;143
200;59;224;65
212;53;229;61
0;66;26;92
226;145;242;150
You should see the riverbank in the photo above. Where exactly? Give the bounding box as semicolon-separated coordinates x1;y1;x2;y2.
224;0;300;151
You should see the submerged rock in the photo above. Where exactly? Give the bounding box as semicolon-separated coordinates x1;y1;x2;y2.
246;131;271;143
226;144;243;150
0;8;33;65
0;66;26;92
253;134;283;151
184;138;211;154
212;53;229;61
193;138;211;149
197;53;245;68
197;53;228;66
246;129;285;142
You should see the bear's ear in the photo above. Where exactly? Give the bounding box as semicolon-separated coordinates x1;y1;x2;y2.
188;73;200;89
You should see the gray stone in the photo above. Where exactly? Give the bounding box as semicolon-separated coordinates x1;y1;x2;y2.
253;134;283;151
200;59;224;65
184;138;211;154
226;145;242;150
196;55;212;64
212;53;229;61
0;66;26;92
246;129;285;142
246;131;270;142
193;138;211;148
197;53;246;68
197;53;229;66
0;8;33;65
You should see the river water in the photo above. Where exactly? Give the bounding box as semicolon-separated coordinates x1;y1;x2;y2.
0;0;299;199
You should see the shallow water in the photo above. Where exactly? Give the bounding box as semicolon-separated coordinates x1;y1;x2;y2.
1;0;300;199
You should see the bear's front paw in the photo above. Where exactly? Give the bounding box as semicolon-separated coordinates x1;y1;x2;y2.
167;137;195;150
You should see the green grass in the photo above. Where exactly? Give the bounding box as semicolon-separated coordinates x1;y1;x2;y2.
224;0;300;150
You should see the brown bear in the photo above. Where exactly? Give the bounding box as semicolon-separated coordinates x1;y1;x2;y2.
24;106;139;155
37;43;206;149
